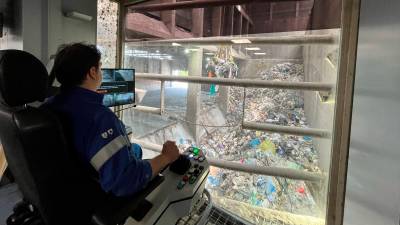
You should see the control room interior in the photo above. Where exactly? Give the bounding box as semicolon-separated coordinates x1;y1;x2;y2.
0;0;399;225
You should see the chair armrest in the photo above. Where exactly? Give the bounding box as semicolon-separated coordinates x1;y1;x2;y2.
92;175;164;225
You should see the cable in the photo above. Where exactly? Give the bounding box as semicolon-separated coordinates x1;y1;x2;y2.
163;111;241;128
113;105;136;113
113;105;240;128
112;88;247;128
242;87;246;122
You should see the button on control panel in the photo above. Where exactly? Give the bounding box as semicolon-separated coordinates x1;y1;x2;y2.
174;147;208;190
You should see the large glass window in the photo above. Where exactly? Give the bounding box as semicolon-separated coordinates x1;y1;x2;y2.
98;1;341;224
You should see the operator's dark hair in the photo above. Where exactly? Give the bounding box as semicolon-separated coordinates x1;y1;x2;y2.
50;43;101;90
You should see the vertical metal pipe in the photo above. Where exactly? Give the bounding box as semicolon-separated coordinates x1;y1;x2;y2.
116;2;125;69
115;2;126;120
241;87;246;127
160;81;166;115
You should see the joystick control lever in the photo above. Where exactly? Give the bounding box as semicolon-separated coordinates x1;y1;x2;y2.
169;155;191;175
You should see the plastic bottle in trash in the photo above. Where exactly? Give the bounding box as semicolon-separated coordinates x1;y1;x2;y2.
249;138;261;148
207;176;220;187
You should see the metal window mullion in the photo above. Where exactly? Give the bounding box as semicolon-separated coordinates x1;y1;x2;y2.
160;80;165;115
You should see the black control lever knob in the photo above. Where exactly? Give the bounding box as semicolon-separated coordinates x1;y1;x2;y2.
169;155;192;175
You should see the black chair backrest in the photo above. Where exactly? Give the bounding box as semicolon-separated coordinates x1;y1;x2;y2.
0;50;105;225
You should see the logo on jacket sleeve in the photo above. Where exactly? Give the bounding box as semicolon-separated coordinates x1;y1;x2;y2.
101;128;114;139
107;129;114;135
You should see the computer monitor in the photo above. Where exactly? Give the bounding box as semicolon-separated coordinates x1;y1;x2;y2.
97;69;135;107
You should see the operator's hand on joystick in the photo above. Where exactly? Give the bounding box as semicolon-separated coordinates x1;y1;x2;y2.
149;141;180;177
161;141;180;163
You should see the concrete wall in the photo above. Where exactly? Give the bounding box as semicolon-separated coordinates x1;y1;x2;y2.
0;0;23;50
62;0;97;45
343;1;400;224
303;29;339;172
21;0;97;64
21;0;45;59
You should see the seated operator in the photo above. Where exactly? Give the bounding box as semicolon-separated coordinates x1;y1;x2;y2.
43;43;180;197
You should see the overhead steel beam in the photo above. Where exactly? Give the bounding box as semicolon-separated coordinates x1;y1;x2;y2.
236;5;254;25
160;0;176;36
126;34;338;45
192;7;204;37
125;13;194;39
126;0;309;12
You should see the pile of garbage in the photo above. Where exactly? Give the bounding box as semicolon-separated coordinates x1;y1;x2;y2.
229;63;306;126
214;59;239;78
197;63;322;219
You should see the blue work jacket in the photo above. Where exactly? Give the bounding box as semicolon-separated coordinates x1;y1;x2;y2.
43;87;152;196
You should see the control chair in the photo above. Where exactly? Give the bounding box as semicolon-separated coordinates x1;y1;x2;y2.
0;50;165;225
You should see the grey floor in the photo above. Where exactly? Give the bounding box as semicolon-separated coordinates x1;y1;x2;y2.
0;184;21;225
0;184;252;225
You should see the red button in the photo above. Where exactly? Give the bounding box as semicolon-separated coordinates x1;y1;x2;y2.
182;175;189;182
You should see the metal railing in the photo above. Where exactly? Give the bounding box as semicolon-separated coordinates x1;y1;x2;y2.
133;139;324;182
122;0;336;184
128;72;334;180
243;122;332;138
136;73;334;91
134;73;333;139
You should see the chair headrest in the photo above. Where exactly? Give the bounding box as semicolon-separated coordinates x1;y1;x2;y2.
0;50;48;107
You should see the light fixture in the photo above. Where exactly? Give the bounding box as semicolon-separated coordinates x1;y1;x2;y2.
184;49;190;54
231;39;251;44
188;48;199;52
172;42;181;46
245;47;261;51
156;50;160;53
254;52;267;55
64;11;93;22
205;52;215;55
125;49;173;60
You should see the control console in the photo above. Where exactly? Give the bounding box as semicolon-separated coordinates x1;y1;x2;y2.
125;147;210;225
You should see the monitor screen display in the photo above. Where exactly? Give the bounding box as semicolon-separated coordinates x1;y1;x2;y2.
97;69;135;107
